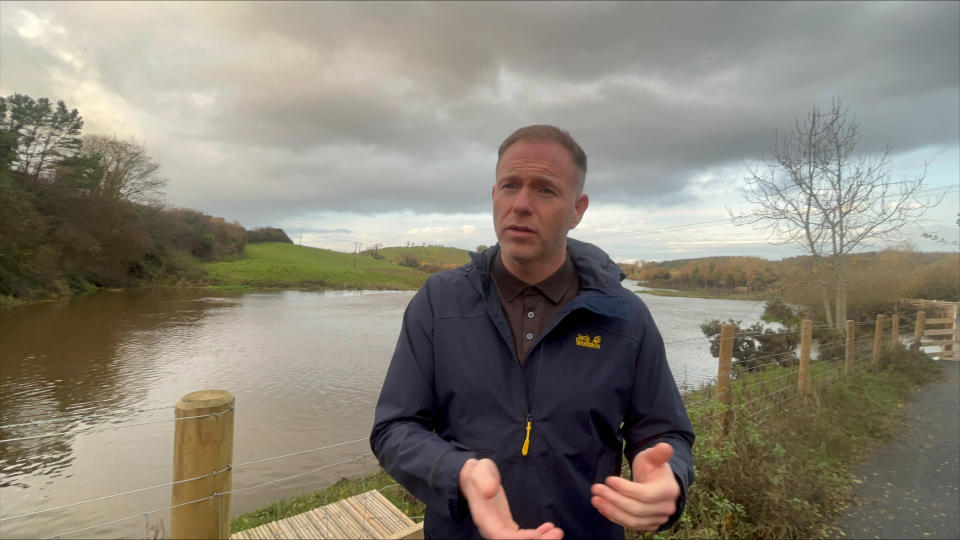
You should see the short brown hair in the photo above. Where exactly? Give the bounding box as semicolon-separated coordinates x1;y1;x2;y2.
497;125;587;193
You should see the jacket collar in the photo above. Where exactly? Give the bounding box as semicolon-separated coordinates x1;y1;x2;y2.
491;250;577;303
468;238;630;320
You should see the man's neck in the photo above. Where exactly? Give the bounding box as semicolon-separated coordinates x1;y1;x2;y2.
498;246;567;285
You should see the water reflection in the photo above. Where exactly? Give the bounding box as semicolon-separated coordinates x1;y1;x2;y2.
1;289;234;490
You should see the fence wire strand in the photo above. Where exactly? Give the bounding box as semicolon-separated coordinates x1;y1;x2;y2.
232;438;368;469
0;465;230;523
0;406;235;444
0;405;173;431
227;453;373;495
43;493;213;540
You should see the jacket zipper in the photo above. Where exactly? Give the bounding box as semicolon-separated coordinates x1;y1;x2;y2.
517;345;541;457
521;414;532;456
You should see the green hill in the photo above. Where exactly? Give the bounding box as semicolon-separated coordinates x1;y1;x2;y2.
202;242;428;290
369;246;472;269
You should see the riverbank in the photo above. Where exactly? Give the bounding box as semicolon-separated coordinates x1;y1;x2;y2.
230;346;941;538
636;287;769;301
0;243;435;310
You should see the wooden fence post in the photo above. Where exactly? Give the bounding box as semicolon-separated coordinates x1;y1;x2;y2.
912;311;926;350
172;390;235;540
717;323;734;435
798;319;811;393
891;314;899;348
872;314;884;369
845;320;855;377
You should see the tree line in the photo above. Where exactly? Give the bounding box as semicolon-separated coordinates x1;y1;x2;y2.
622;249;957;321
623;256;780;291
0;93;250;303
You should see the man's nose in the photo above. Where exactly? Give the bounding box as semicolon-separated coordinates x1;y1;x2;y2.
512;188;533;214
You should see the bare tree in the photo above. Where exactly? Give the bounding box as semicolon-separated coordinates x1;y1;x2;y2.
81;135;167;205
732;99;940;332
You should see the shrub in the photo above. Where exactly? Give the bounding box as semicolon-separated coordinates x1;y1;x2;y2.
761;297;801;327
397;255;419;268
700;319;799;373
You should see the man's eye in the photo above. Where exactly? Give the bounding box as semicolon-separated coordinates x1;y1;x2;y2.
539;187;555;195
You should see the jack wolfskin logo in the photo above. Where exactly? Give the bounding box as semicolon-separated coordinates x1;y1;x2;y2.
575;334;602;349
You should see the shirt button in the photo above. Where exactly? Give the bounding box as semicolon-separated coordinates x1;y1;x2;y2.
525;332;534;340
527;311;535;319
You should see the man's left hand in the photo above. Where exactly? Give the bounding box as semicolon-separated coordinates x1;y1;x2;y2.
589;442;680;531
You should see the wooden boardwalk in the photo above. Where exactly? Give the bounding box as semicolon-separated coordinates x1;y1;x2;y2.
231;490;423;539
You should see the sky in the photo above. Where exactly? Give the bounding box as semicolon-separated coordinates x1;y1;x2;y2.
1;1;957;262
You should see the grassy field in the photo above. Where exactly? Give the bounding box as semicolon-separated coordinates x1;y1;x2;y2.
202;242;429;290
230;344;941;538
372;245;472;267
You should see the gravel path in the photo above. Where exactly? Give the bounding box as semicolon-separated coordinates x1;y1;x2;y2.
832;360;959;539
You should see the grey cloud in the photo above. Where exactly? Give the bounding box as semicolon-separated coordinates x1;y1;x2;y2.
1;1;956;224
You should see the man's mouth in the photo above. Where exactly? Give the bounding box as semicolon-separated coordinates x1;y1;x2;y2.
506;225;535;235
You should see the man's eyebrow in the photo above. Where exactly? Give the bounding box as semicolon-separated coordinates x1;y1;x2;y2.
495;174;565;191
530;175;562;187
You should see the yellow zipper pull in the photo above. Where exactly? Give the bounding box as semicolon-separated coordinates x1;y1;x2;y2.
521;417;532;456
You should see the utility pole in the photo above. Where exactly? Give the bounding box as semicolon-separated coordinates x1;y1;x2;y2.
353;241;362;269
298;228;302;245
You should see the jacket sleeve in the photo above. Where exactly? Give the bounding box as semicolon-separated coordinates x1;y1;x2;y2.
370;282;476;522
622;311;696;531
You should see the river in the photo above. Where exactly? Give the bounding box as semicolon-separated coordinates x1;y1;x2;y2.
0;282;765;538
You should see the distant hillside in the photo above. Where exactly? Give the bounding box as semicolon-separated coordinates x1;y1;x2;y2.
203;242;428;290
364;245;472;272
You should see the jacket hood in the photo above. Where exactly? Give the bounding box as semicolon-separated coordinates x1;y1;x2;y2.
468;237;626;292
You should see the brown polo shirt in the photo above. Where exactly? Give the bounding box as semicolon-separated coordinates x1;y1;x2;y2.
492;250;580;366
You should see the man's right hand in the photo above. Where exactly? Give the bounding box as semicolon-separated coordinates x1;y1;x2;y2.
459;458;564;539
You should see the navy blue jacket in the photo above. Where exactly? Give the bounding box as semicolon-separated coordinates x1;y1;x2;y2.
371;239;695;539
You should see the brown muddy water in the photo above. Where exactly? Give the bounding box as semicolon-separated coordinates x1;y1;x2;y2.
0;284;765;538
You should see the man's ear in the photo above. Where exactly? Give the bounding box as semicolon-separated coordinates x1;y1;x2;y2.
570;193;589;229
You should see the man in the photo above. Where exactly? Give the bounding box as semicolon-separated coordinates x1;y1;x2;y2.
371;125;694;539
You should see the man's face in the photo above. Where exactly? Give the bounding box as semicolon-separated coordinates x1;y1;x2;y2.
493;139;588;268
